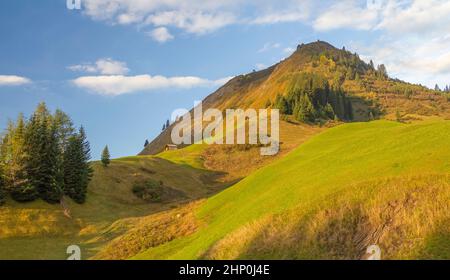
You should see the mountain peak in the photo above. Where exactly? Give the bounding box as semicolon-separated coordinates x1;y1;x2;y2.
295;40;338;55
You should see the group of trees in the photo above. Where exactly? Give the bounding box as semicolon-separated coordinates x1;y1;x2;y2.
0;103;92;205
435;84;450;93
315;49;388;82
162;119;170;131
273;73;353;123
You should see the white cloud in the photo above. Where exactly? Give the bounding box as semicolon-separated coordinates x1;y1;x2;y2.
0;75;31;86
68;58;129;75
250;10;309;25
255;63;267;70
376;0;450;35
77;0;449;88
72;74;233;96
258;42;281;53
82;0;312;39
148;27;174;43
145;11;236;35
283;47;296;54
313;0;379;31
352;35;450;88
309;0;450;87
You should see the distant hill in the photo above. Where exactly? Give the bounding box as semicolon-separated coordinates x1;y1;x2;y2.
141;41;450;155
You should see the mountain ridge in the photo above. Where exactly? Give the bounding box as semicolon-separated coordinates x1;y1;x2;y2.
140;40;450;155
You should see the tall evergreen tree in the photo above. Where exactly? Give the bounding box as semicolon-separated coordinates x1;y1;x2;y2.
0;103;92;205
22;103;62;203
294;94;315;122
144;139;149;147
435;84;441;91
63;127;92;204
101;145;111;167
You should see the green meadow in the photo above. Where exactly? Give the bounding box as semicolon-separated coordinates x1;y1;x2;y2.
134;120;450;260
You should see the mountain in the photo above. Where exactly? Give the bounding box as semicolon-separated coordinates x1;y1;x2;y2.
2;41;449;260
141;41;450;155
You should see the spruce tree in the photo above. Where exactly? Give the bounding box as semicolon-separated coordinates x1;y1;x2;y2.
35;117;61;203
21;103;62;203
144;140;149;147
434;84;441;91
101;146;111;167
63;127;92;204
78;127;93;202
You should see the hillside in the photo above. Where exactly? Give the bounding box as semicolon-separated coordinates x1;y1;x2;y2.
124;120;450;260
141;41;450;155
0;155;229;260
1;41;449;261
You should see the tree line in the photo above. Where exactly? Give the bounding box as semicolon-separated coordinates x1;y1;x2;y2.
435;84;450;93
0;103;92;205
273;73;353;123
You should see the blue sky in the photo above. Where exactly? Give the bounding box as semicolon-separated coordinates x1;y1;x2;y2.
1;0;449;159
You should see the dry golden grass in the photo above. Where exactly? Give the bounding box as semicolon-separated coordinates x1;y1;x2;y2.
202;120;324;181
93;201;202;260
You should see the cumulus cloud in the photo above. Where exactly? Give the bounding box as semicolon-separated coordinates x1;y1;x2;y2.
77;0;449;87
313;1;379;31
0;75;31;86
250;10;310;25
72;74;233;96
309;0;450;87
68;58;129;75
145;11;236;35
148;27;174;43
82;0;312;41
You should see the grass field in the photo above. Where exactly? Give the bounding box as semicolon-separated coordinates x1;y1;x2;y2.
1;120;449;259
132;120;450;260
0;154;226;260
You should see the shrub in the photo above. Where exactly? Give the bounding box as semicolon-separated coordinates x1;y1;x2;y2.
132;179;164;202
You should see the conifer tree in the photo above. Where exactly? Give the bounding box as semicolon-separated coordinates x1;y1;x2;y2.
26;112;60;203
274;94;290;114
101;145;111;167
0;103;92;205
63;127;92;204
144;139;149;147
78;127;93;202
294;94;315;122
435;84;441;91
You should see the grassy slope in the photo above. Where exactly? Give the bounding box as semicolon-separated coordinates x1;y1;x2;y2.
134;120;450;260
0;155;225;260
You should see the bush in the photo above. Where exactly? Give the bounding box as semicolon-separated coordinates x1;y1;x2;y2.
132;179;164;202
10;184;39;202
0;187;5;206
